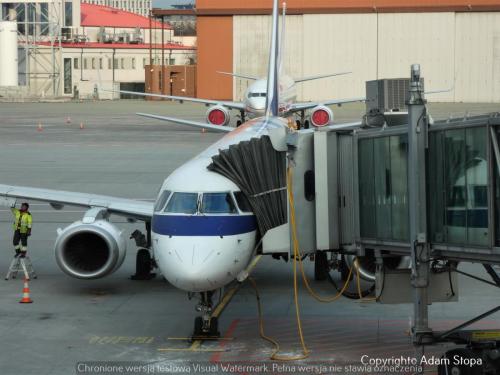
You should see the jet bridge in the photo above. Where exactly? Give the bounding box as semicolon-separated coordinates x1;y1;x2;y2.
258;65;500;373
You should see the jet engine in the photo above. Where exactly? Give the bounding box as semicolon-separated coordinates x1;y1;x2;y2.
310;105;334;127
54;220;126;279
206;105;230;126
346;253;410;282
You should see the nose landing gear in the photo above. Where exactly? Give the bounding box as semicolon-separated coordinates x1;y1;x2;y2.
193;291;220;339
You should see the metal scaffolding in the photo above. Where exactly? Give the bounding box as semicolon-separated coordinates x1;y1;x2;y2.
1;0;64;97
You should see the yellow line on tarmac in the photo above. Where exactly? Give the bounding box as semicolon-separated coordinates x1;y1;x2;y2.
167;337;233;341
157;348;225;352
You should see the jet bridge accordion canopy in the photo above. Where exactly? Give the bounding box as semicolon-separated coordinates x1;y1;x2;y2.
208;136;287;236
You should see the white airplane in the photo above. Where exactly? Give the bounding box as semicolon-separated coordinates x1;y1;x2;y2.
0;0;358;336
118;5;364;128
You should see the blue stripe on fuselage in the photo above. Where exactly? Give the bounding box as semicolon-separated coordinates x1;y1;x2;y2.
152;214;257;236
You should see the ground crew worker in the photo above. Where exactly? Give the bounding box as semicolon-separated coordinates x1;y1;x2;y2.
11;202;32;258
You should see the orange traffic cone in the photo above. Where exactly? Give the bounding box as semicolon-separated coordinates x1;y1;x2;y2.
66;116;72;124
19;278;33;304
79;122;85;130
37;122;43;132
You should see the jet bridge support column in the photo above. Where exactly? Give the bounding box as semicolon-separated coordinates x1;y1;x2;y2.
407;64;433;345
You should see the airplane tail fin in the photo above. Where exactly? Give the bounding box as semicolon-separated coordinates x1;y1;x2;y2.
278;2;286;76
264;0;280;118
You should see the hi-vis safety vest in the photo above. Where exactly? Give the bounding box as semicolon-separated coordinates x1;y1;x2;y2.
11;208;32;234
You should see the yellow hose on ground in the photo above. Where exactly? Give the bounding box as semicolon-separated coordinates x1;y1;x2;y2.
250;166;375;361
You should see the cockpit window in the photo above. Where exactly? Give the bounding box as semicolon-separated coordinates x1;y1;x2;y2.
201;193;237;214
234;192;252;213
248;92;267;98
165;192;198;214
154;190;171;212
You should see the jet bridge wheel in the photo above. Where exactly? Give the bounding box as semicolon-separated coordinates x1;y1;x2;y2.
437;348;483;375
314;251;329;281
130;249;156;280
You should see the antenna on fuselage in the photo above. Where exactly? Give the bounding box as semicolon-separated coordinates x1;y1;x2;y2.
264;0;280;118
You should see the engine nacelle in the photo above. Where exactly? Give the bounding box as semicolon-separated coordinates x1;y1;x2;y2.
310;105;334;127
55;220;126;279
206;105;230;126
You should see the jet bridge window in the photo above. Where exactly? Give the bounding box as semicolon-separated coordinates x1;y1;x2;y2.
358;135;409;241
201;193;237;214
164;192;198;215
429;127;488;246
154;190;171;212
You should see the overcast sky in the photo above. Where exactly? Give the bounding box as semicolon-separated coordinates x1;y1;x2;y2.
152;0;194;8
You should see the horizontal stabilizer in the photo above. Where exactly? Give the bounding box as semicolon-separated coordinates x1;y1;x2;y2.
217;71;259;81
290;97;366;112
136;112;233;133
425;87;454;95
105;89;246;111
294;71;352;83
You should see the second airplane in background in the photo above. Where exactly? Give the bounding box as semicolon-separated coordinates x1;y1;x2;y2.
117;4;365;131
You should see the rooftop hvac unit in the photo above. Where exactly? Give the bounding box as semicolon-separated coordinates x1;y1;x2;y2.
365;78;424;113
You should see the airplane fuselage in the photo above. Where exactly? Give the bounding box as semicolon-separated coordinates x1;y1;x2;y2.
243;76;296;118
151;117;288;292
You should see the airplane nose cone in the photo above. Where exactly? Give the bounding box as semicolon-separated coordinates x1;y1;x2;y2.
153;234;255;292
248;98;266;112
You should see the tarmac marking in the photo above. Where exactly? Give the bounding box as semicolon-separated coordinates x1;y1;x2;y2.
167;337;233;341
210;319;240;362
89;336;155;345
157;348;225;353
188;256;262;351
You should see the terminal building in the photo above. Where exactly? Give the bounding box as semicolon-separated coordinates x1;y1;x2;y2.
193;0;500;103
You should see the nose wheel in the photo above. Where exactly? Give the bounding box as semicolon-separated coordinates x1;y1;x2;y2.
192;291;220;339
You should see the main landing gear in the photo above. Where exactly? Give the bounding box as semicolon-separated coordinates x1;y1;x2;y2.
237;110;246;127
130;226;156;280
193;291;220;339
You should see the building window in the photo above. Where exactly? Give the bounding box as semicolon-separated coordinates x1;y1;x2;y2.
73;57;79;69
143;58;146;68
108;58;112;70
64;1;73;27
99;58;103;69
132;58;136;69
63;58;72;94
120;58;124;69
169;58;175;65
91;58;96;69
113;58;118;69
83;58;88;70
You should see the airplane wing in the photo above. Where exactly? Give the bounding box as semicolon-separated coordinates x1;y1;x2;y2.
136;112;234;133
289;97;366;112
217;71;259;80
115;90;246;111
0;185;153;220
294;71;351;83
